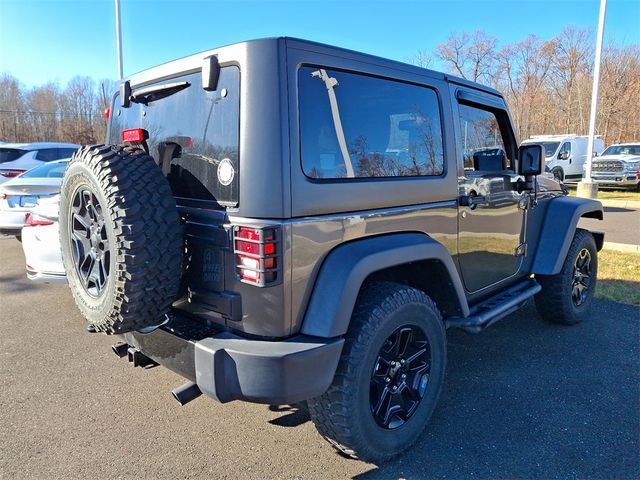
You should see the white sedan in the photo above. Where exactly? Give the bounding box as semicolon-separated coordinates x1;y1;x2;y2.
21;195;66;283
0;159;68;238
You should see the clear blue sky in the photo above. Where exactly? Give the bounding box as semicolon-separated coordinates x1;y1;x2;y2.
1;0;639;86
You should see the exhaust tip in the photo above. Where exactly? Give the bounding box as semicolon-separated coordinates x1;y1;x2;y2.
172;382;202;406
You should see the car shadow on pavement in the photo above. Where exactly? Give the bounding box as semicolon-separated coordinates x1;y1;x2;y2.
0;272;46;294
603;206;634;213
268;403;310;427
346;300;640;479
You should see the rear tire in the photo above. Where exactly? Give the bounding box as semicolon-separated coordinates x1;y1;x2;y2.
59;145;183;334
308;282;446;463
535;228;597;325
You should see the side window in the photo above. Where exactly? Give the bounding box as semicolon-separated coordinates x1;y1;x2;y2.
559;142;571;159
35;148;59;162
59;148;78;159
458;103;514;172
298;66;445;179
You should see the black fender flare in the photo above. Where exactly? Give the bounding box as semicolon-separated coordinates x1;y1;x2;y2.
531;196;603;275
300;233;469;338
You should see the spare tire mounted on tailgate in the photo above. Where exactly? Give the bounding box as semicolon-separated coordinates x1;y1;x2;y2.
59;145;183;334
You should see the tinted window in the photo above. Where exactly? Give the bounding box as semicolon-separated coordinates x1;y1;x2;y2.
559;142;571;157
109;67;240;206
539;142;560;158
299;67;444;179
21;161;68;178
601;144;640;156
59;148;78;159
459;104;513;172
0;148;27;163
35;148;61;161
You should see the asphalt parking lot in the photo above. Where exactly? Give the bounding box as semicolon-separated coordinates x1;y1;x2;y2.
1;236;639;479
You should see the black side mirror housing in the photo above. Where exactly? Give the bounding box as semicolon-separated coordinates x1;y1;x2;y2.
202;55;220;92
517;144;543;176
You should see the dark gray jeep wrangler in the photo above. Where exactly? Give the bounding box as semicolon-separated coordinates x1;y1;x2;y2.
59;38;604;463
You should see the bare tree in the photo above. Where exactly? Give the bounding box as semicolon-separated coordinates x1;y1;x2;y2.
436;31;498;85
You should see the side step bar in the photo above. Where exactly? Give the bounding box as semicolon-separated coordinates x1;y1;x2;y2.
445;279;541;334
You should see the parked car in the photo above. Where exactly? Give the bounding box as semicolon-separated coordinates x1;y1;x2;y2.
58;38;603;463
0;142;78;185
21;195;66;283
522;135;604;183
587;143;640;190
0;159;68;238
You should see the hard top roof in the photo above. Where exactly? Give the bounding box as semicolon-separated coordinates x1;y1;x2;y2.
125;37;503;98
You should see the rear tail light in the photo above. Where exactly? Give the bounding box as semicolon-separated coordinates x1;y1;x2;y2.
0;169;26;178
233;225;280;286
24;213;54;227
121;128;149;143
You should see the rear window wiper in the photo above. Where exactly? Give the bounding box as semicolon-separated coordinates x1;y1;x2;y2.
129;81;191;105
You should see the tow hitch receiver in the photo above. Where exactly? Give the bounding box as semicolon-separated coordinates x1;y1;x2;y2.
127;347;158;368
112;342;158;369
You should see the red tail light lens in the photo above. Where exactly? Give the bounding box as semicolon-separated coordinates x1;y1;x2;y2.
0;169;26;178
24;213;54;227
233;226;279;286
121;128;148;143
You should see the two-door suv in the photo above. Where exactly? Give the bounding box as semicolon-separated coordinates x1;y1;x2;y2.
59;38;603;462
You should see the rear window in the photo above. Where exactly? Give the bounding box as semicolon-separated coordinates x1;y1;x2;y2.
298;66;444;179
20;161;68;178
0;148;27;163
35;148;78;162
109;67;240;207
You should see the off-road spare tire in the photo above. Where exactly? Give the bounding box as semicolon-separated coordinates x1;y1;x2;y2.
59;145;183;334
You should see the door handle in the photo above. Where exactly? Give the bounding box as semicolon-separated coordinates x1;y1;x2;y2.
459;194;487;210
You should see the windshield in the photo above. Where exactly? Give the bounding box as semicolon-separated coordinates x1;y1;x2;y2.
0;148;27;163
538;142;560;158
601;145;640;156
21;161;68;178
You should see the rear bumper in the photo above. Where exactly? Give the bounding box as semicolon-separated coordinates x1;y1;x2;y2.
0;210;28;234
121;315;344;404
26;269;67;283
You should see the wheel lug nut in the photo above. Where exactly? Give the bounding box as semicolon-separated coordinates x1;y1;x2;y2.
400;359;405;365
385;377;391;383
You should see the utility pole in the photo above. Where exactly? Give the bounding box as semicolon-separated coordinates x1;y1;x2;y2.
115;0;124;80
578;0;607;199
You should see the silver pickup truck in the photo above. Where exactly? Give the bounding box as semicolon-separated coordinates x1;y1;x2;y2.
588;143;640;190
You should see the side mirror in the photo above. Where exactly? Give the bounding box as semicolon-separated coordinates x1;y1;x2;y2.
592;151;599;157
558;151;569;160
202;55;220;92
517;144;543;176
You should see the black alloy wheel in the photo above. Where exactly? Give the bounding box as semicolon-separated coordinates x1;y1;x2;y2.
571;248;592;307
370;325;431;429
69;187;111;298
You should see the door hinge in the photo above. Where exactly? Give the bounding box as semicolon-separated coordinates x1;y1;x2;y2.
515;243;527;256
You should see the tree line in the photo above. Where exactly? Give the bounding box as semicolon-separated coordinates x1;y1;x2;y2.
0;75;116;145
415;26;639;145
1;26;638;146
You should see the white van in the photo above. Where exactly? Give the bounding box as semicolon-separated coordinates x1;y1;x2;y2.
522;135;604;183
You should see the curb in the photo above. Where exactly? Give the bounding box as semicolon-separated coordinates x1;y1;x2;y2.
602;241;640;253
599;199;640;209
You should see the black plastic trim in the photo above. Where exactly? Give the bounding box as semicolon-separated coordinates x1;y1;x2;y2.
531;196;603;275
300;233;469;338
